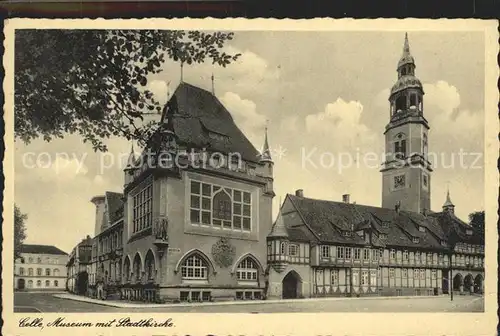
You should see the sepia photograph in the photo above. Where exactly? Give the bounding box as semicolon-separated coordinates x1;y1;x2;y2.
3;18;498;336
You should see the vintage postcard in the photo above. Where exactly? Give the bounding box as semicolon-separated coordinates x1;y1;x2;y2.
3;18;498;336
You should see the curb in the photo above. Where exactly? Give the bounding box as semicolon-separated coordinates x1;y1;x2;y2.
53;293;455;309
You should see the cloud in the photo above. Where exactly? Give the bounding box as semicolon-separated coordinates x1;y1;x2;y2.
305;98;378;152
219;91;267;146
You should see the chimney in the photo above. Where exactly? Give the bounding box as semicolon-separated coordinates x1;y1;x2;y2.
342;194;350;204
295;189;304;197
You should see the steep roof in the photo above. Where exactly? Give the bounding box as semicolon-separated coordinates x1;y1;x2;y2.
21;244;68;255
282;194;480;250
161;82;261;163
106;191;124;224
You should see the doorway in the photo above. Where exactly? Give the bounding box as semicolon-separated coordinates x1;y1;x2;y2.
282;270;302;299
77;271;89;295
17;278;26;290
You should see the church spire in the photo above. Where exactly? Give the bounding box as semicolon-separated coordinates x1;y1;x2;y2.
397;32;416;70
124;142;136;171
442;187;455;214
260;123;273;163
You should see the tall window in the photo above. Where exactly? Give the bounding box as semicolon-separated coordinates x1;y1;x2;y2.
28;280;33;288
390;249;396;260
331;270;339;285
361;271;369;285
54;269;60;277
132;180;153;233
394;133;407;159
321;246;330;258
190;181;252;231
54;280;59;287
389;268;395;278
337;247;345;259
422;133;428;158
354;248;361;260
403;251;409;261
19;267;25;275
345;247;352;260
36;280;41;287
370;271;377;286
288;244;299;256
28;268;33;276
236;258;258;281
37;268;42;276
45;268;51;276
280;242;287;254
363;249;370;261
420;269;425;280
45;280;50;287
181;255;208;280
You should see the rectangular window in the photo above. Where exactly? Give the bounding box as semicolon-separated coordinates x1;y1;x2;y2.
361;271;369;285
415;252;421;264
132;180;153;233
431;270;437;279
331;270;339;286
390;249;396;260
190;180;252;232
389;268;395;278
420;269;425;280
371;249;378;261
321;246;330;258
345;248;352;260
403;250;409;261
414;269;419;279
337;247;345;259
412;237;420;244
402;269;408;277
370;271;377;286
289;244;299;257
354;248;361;260
363;249;370;261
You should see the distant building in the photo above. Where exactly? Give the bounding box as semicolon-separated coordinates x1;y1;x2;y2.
66;235;93;295
14;244;68;291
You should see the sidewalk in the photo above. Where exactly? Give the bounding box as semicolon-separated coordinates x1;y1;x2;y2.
53;293;448;309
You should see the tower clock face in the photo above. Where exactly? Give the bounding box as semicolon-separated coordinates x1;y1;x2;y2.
394;174;406;189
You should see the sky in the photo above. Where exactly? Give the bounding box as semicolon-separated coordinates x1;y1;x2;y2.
14;30;485;253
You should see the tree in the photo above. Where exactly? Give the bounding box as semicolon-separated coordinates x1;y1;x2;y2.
14;204;27;261
15;30;240;151
468;210;485;233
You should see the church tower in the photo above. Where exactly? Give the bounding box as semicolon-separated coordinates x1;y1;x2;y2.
381;33;432;214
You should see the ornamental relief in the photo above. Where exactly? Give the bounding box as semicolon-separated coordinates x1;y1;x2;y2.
211;237;236;268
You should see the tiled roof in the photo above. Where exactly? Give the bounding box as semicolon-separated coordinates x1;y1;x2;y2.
282;194;482;250
106;191;124;224
163;82;261;163
21;244;68;255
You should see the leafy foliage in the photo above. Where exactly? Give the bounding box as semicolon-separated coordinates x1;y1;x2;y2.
468;210;485;233
14;204;27;260
15;30;240;151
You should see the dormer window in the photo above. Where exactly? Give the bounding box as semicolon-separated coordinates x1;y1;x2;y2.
441;240;447;247
343;231;351;237
418;226;426;233
381;222;389;228
412;237;420;244
356;230;364;237
466;229;473;236
379;233;387;240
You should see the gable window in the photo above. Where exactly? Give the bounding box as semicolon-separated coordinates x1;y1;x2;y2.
181;255;208;280
132;179;153;233
412;237;420;244
331;269;339;286
288;244;299;257
337;246;345;259
236;258;258;281
190;180;252;232
354;248;361;260
321;246;330;259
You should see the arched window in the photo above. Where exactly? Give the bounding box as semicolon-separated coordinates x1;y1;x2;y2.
54;269;60;277
394;133;407;159
54;280;59;287
36;280;41;287
236;257;258;281
395;95;407;111
133;254;142;281
181;255;208;280
37;257;42;264
19;267;25;275
45;280;50;287
116;261;121;280
28;257;33;263
28;268;33;276
145;251;155;281
37;268;42;276
45;268;51;276
27;280;33;288
213;190;232;228
123;257;131;282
